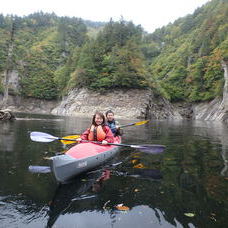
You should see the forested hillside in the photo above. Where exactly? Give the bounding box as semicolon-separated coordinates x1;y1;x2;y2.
148;0;228;101
0;0;227;102
0;12;89;99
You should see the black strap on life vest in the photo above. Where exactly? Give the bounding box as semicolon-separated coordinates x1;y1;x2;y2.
93;126;97;141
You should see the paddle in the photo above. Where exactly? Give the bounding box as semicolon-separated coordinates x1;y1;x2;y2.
30;132;80;143
81;140;165;154
30;132;165;154
119;120;149;128
28;165;51;173
60;135;80;144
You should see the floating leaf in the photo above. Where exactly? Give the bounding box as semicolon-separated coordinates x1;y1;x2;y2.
81;179;87;182
184;213;195;217
133;163;145;169
116;204;130;211
210;216;216;221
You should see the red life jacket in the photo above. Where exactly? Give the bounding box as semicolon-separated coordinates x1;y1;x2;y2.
88;125;106;141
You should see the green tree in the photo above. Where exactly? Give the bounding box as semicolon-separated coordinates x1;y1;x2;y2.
68;20;148;91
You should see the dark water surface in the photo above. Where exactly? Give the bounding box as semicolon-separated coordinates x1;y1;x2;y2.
0;113;227;228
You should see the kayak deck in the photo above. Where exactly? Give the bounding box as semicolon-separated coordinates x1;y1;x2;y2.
66;137;121;159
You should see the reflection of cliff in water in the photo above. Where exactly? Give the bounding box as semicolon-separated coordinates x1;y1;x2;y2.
155;120;228;178
192;121;228;178
0;122;16;152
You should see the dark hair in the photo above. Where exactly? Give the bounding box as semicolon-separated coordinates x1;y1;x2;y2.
92;112;106;126
105;110;114;117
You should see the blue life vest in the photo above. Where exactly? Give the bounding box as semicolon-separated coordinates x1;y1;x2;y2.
107;120;117;135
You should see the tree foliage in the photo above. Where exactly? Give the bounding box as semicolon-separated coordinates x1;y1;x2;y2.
68;19;148;91
149;0;227;101
0;0;227;102
0;12;88;99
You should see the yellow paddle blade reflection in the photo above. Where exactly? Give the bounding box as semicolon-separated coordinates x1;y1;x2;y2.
133;163;146;169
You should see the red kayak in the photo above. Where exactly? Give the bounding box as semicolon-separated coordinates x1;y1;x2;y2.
50;136;121;183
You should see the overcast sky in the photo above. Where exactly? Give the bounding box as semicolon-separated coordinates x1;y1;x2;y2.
1;0;210;33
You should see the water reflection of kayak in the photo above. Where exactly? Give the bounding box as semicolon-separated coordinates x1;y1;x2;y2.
47;170;108;227
46;168;162;227
50;137;121;183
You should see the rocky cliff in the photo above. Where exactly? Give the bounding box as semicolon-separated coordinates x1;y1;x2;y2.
51;60;228;121
51;88;181;119
0;94;58;114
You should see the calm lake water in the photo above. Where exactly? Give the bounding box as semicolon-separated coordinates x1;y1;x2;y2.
0;113;227;228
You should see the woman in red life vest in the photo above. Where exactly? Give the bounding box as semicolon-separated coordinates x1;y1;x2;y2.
77;112;114;145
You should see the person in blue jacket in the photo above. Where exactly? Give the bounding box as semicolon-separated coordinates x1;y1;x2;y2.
105;110;122;136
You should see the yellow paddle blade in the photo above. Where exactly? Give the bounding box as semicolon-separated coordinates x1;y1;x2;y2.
60;135;80;145
134;120;149;126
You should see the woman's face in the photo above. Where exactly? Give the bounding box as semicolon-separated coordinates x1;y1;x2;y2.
95;114;103;125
